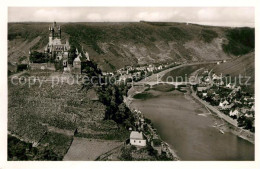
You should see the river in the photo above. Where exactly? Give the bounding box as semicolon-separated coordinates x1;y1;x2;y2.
131;90;254;161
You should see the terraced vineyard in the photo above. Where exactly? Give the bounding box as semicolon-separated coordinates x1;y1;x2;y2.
8;70;109;159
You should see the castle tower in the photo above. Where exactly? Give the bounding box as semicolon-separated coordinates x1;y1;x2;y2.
49;21;61;45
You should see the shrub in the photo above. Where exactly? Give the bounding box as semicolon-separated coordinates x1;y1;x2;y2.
30;51;49;63
17;64;27;72
8;135;62;161
120;146;132;161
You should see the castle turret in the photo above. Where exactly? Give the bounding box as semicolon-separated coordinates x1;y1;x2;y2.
48;21;62;45
73;55;81;74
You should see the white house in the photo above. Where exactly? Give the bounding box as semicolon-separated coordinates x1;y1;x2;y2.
229;109;240;117
219;100;232;109
226;83;235;89
251;105;255;111
235;86;241;91
212;74;222;80
245;113;254;118
157;65;163;70
197;85;208;92
130;131;146;147
203;69;209;74
219;100;229;107
204;76;210;82
147;65;155;72
219;80;225;86
119;74;132;81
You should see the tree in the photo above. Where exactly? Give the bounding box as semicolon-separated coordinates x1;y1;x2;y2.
120;147;132;161
114;103;128;124
29;51;48;63
68;46;77;64
17;64;28;72
244;118;253;130
54;60;63;71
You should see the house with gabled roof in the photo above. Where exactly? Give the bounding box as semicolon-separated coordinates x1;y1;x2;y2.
229;108;240;117
130;131;146;147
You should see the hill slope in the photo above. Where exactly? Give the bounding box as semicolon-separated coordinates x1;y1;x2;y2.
210;52;255;90
8;22;254;71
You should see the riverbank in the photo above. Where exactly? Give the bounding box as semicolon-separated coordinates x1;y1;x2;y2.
125;62;254;160
189;88;255;144
125;85;180;161
130;87;254;160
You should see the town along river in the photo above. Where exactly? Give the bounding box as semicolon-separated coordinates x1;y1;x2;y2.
131;89;254;161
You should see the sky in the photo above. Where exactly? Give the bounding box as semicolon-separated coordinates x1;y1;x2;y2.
8;7;254;27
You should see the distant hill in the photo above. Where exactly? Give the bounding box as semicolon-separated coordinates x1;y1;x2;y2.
210;52;255;91
8;22;254;72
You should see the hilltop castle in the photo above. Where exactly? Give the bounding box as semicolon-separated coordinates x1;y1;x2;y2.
44;22;70;68
43;22;90;73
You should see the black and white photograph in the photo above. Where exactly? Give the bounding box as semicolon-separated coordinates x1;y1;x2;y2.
1;0;259;168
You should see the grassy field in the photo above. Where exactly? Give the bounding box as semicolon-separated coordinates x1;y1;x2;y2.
133;92;156;100
151;84;175;92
